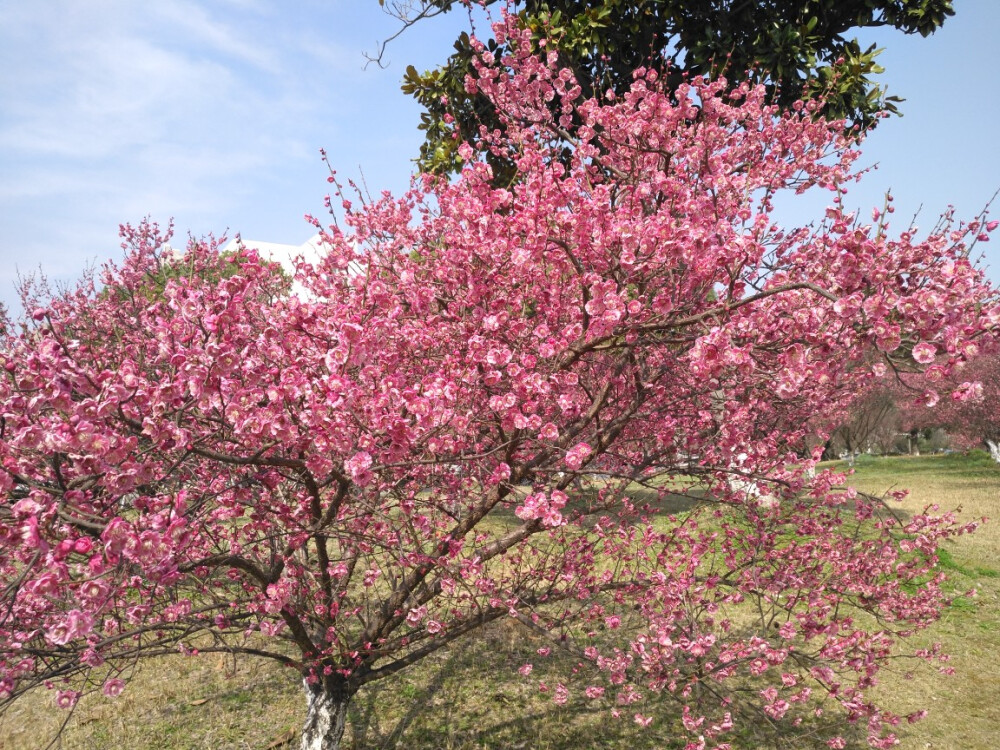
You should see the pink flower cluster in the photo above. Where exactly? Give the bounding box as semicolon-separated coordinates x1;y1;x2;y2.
514;490;569;527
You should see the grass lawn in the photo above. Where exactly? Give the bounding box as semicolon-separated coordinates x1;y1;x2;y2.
828;452;1000;750
1;453;997;749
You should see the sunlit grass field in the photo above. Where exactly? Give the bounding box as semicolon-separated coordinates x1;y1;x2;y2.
1;453;997;749
831;452;1000;750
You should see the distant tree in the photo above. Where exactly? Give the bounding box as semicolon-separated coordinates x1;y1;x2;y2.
900;351;1000;461
380;0;955;174
2;24;996;750
826;385;901;458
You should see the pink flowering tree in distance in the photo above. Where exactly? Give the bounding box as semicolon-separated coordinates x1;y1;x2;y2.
2;19;999;750
897;351;1000;461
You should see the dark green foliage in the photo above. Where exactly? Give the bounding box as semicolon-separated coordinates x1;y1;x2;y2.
391;0;954;174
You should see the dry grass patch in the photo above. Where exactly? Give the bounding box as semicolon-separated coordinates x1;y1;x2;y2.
0;650;303;750
825;452;1000;749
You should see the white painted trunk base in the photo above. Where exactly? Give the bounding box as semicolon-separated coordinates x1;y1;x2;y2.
987;440;1000;464
300;679;350;750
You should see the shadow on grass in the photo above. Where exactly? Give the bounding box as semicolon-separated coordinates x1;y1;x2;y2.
482;482;714;528
343;619;871;750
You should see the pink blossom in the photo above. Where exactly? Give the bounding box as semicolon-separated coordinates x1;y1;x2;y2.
103;679;126;698
918;390;940;407
564;442;592;470
344;451;373;484
539;422;559;440
405;606;427;627
56;690;80;709
682;707;705;731
760;686;779;703
911;342;937;364
73;537;94;555
259;620;284;637
0;36;989;745
46;610;94;646
952;381;983;402
542;507;564;528
80;649;105;667
923;364;946;383
763;699;790;719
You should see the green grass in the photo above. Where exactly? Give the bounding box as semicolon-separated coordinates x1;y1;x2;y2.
838;449;1000;479
822;452;1000;750
936;546;1000;579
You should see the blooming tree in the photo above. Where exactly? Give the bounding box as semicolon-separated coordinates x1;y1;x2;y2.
899;351;1000;461
1;21;998;750
812;371;903;459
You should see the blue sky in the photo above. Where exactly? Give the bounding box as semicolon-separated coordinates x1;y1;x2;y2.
1;0;998;315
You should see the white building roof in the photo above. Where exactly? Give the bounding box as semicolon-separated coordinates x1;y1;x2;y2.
222;234;325;276
221;234;326;299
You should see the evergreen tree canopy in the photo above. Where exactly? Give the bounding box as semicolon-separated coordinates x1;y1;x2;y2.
383;0;954;174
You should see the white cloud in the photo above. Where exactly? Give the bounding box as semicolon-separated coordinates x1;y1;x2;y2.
0;1;328;219
0;1;338;310
149;0;283;73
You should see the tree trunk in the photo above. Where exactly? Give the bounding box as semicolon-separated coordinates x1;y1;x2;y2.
986;439;1000;464
300;678;352;750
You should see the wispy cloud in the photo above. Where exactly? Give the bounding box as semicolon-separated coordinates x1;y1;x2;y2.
0;0;338;307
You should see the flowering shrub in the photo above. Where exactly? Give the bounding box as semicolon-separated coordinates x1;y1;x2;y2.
1;17;997;750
